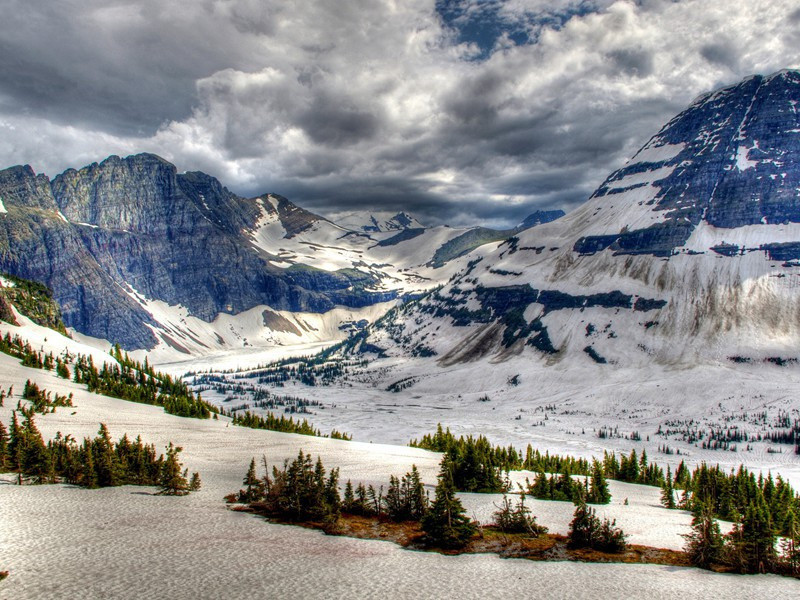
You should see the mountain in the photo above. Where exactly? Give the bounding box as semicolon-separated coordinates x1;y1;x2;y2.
519;210;565;229
351;70;800;368
333;211;426;233
0;154;546;358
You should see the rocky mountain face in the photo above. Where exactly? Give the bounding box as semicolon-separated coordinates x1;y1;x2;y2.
355;70;800;368
0;155;408;350
0;154;554;355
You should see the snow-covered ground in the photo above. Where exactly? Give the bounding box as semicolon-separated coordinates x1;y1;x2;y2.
188;349;800;490
1;346;798;599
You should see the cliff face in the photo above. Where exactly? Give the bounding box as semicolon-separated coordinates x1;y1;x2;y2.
575;71;800;256
0;154;391;349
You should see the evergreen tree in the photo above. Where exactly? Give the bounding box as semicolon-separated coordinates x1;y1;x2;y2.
492;492;547;535
568;502;600;549
189;472;202;492
241;457;263;502
587;459;610;504
683;501;723;569
342;480;356;512
740;492;776;574
21;414;52;484
421;457;476;549
407;465;428;520
779;508;800;576
661;466;676;509
158;443;189;495
0;420;8;472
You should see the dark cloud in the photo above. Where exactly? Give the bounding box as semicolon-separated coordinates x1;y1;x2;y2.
1;0;799;229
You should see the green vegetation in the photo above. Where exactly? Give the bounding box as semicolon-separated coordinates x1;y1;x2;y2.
492;492;547;535
227;410;321;436
0;332;216;420
525;459;610;504
20;380;73;415
72;346;217;419
568;502;627;553
421;457;477;548
0;273;68;334
0;415;198;492
231;454;485;550
224;408;352;440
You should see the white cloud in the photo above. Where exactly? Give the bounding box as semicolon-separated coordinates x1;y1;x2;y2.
1;0;799;226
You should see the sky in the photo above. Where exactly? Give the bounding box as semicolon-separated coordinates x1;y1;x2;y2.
1;1;800;228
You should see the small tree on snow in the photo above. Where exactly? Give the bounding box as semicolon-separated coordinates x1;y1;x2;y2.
158;443;189;495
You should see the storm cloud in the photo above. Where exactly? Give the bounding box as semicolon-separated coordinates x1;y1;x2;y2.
1;0;799;227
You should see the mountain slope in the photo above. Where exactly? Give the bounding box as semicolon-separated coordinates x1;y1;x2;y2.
354;70;800;368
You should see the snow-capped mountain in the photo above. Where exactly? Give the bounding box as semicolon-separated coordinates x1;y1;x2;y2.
0;154;547;359
332;211;426;233
354;70;800;368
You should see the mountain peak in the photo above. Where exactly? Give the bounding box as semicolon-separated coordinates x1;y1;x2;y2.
334;210;426;233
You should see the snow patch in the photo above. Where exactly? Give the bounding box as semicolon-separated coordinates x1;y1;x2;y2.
629;142;685;165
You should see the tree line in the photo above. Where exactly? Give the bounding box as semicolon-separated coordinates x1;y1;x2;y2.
0;413;199;495
223;408;351;440
229;452;628;554
0;333;217;420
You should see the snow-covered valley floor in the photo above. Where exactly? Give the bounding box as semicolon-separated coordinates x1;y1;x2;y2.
182;350;800;489
2;351;799;599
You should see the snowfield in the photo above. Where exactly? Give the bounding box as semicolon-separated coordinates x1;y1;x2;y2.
1;348;798;599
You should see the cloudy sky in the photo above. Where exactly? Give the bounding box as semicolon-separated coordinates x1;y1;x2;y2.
1;0;800;227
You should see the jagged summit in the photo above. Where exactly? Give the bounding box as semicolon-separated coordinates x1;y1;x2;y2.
0;153;498;354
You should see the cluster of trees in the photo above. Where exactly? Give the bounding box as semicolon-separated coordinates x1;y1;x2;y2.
602;449;664;486
492;493;548;535
232;454;484;549
684;499;800;575
0;332;63;372
0;414;199;495
1;331;217;421
660;462;799;537
567;502;627;553
73;347;217;419
526;460;611;504
225;409;352;440
232;451;342;523
20;380;73;415
652;460;800;575
410;425;667;497
227;410;321;437
243;356;366;387
409;425;521;492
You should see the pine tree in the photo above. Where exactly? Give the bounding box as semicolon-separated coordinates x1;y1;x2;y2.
683;501;723;569
661;466;676;509
21;414;53;484
0;419;8;472
158;443;189;495
740;492;776;574
241;457;263;502
568;502;600;549
188;472;202;492
493;492;547;535
587;459;610;504
421;457;476;549
779;508;800;575
343;480;356;512
407;465;428;520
